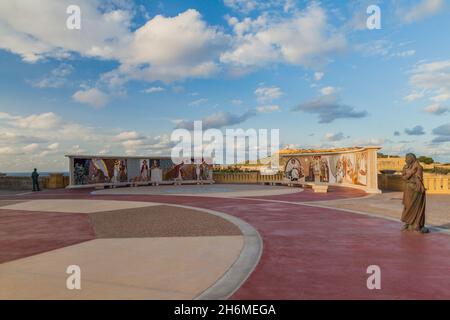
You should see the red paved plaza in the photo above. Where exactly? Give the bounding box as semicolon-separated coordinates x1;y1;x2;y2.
2;186;450;299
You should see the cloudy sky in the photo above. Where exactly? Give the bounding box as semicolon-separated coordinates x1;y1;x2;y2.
0;0;450;172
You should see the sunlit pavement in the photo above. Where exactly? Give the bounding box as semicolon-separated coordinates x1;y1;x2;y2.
2;185;450;299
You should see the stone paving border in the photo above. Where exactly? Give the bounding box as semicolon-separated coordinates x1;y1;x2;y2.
298;201;450;236
166;204;263;300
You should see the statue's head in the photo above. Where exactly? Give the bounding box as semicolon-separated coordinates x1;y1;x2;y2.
405;153;417;165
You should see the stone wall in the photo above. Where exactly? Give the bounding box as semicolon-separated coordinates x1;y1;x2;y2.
214;172;262;184
377;174;404;191
378;173;450;194
0;174;69;190
377;158;444;172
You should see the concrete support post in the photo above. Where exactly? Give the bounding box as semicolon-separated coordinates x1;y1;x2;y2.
68;157;74;188
366;147;382;193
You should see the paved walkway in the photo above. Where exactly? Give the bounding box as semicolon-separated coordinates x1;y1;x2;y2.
2;185;450;299
0;199;245;299
311;191;450;230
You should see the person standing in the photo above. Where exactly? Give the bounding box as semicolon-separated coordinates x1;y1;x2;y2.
401;153;428;233
31;168;40;191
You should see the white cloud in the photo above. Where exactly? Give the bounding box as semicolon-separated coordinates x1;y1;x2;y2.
256;105;280;113
16;112;61;130
176;110;257;130
314;72;324;81
320;86;337;96
68;145;87;154
121;139;144;149
405;125;426;135
231;99;243;105
224;0;276;13
120;9;228;83
221;4;346;68
292;94;368;123
424;103;449;115
224;0;297;14
47;142;59;150
114;131;144;141
402;0;445;23
22;143;40;153
189;98;208;107
143;86;165;93
72;87;109;108
0;146;16;155
0;3;229;97
0;110;177;171
356;40;417;60
0;1;132;63
29;63;74;89
224;0;260;13
407;60;450;105
403;91;425;102
324;132;345;142
393;50;416;57
255;86;282;103
431;93;450;102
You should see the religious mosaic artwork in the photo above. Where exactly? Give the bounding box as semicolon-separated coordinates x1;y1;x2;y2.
72;157;213;185
282;151;368;186
127;159;150;182
164;159;213;181
73;158;127;185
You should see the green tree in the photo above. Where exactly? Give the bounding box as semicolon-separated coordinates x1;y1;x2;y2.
418;156;434;164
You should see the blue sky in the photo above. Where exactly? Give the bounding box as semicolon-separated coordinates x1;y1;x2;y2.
0;0;450;171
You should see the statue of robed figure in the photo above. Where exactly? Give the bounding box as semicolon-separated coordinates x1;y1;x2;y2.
401;153;429;233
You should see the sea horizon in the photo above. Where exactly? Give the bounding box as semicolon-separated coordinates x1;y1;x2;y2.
1;172;69;177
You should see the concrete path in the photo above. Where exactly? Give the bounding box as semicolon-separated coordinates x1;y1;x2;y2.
1;199;159;213
0;200;252;299
92;184;304;198
309;191;450;230
0;236;243;300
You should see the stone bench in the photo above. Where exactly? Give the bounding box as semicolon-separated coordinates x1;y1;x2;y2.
311;184;328;193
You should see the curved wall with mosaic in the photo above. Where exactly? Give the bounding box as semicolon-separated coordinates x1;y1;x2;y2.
278;146;380;193
67;155;213;188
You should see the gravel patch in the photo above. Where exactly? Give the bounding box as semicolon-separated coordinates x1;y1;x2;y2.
88;205;242;238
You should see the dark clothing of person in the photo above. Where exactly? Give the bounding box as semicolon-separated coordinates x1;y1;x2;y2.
32;171;40;191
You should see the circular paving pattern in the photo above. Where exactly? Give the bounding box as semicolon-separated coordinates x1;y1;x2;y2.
0;199;261;300
2;186;450;299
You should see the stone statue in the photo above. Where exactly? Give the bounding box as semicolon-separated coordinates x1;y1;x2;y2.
401;153;429;233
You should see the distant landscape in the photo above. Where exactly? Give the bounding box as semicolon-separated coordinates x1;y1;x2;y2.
2;172;69;177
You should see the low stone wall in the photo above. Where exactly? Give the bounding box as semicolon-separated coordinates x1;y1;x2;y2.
378;173;450;194
0;174;69;190
214;172;262;184
377;174;404;191
214;172;285;184
424;174;450;194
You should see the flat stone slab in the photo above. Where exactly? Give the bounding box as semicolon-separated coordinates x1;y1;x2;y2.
312;185;328;193
0;199;159;213
92;184;303;198
0;236;243;300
